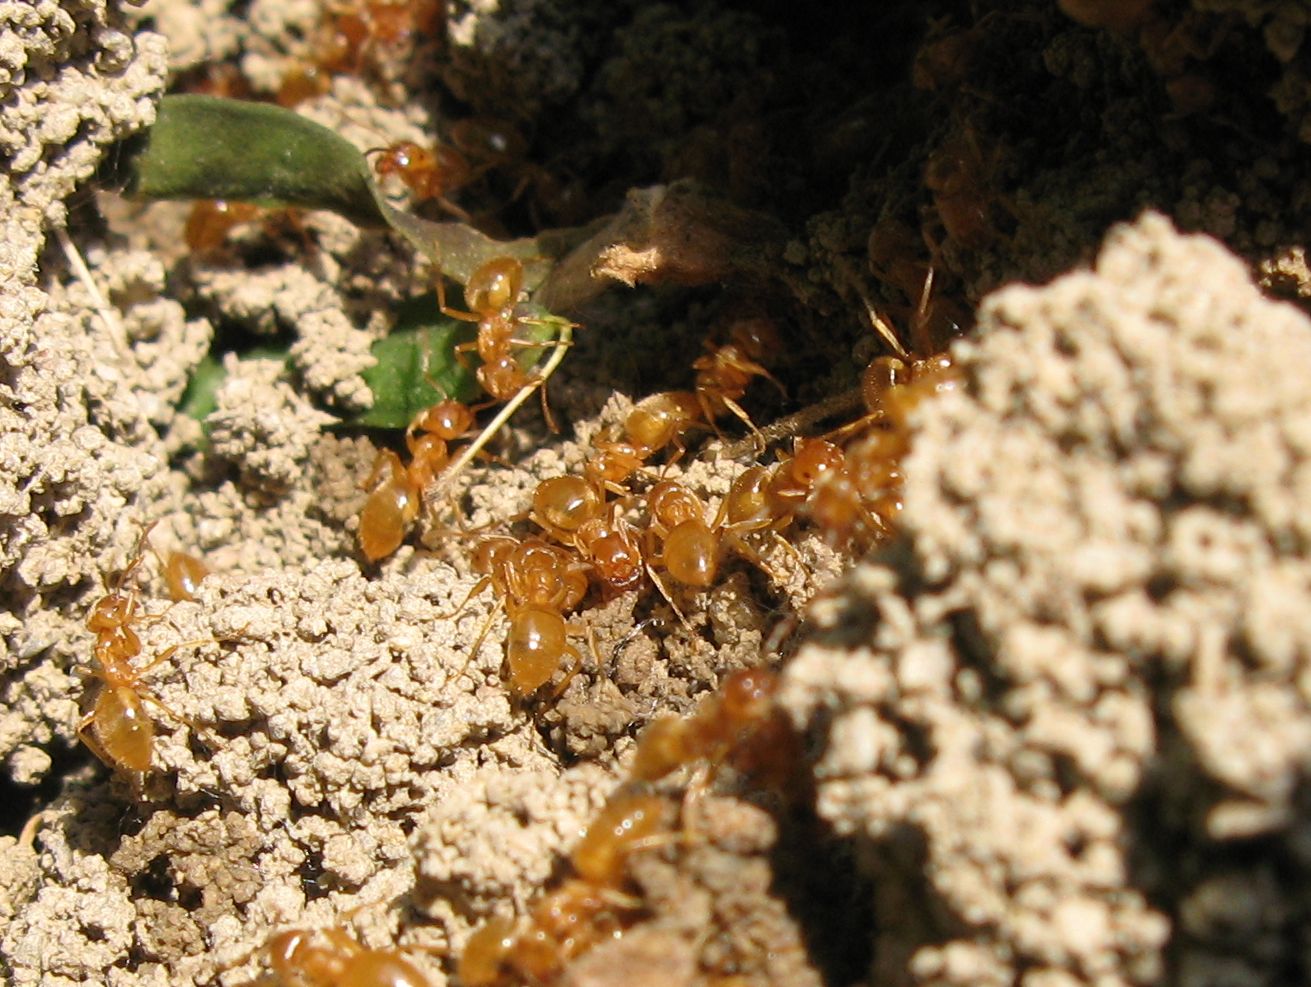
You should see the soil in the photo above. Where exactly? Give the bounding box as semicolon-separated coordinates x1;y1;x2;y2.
5;1;1311;986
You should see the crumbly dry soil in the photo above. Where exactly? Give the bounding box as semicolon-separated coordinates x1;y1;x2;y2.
6;2;1311;987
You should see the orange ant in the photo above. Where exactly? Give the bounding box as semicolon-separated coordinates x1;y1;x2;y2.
277;0;446;106
81;525;219;774
642;475;796;608
184;199;310;258
155;546;210;603
439;256;557;405
183;199;262;254
357;399;477;562
691;313;786;435
620;390;703;464
923;126;1013;254
629;667;794;790
573;506;644;597
583;439;648;495
644;480;721;591
529;475;644;596
798;351;961;546
459;791;670;987
368;140;474;218
1059;0;1153;33
226;923;437;987
762;437;847;527
530;475;602;545
449;535;591;695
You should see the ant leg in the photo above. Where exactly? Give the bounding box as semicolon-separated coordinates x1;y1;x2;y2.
122;520;160;580
549;642;584;699
450;604;500;684
678;762;720;838
435;195;474;224
133;637;218;677
136;681;222;751
645;563;689;627
18;810;50;849
820;413;883;446
724;531;791;585
911;266;937;358
77;708;117;770
451;339;480;373
436;273;480;323
769;530;804;568
717;395;767;445
435;576;491;621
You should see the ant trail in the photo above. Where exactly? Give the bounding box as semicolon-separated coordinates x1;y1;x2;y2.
428;321;574;500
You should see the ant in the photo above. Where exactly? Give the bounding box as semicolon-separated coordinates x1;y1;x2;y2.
368;140;474;218
225;923;437;987
620;390;703;465
183;199;262;255
277;0;446;106
138;527;210;603
629;667;796;792
792;350;961;547
530;475;602;545
583;438;648;496
81;524;219;774
691;313;786;436
923;126;1014;255
358;399;477;562
644;480;721;590
573;505;644;597
155;546;210;603
450;536;591;695
440;256;554;405
529;475;644;596
762;437;847;527
459;791;671;987
184;200;310;258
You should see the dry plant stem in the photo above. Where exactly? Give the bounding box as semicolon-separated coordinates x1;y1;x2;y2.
712;386;864;461
535;184;787;312
428;323;575;502
56;226;131;362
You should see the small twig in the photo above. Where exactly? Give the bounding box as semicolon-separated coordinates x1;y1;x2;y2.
56;226;131;362
711;386;864;461
427;322;575;500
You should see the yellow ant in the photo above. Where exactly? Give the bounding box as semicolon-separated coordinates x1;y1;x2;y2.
80;523;221;774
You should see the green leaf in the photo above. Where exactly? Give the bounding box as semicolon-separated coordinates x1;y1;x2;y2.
124;94;388;229
116;95;559;286
178;346;293;441
351;298;571;430
353;295;480;429
178;352;225;426
114;95;588;431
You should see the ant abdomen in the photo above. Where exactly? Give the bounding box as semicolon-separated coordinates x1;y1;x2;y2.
92;685;154;774
662;520;719;587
